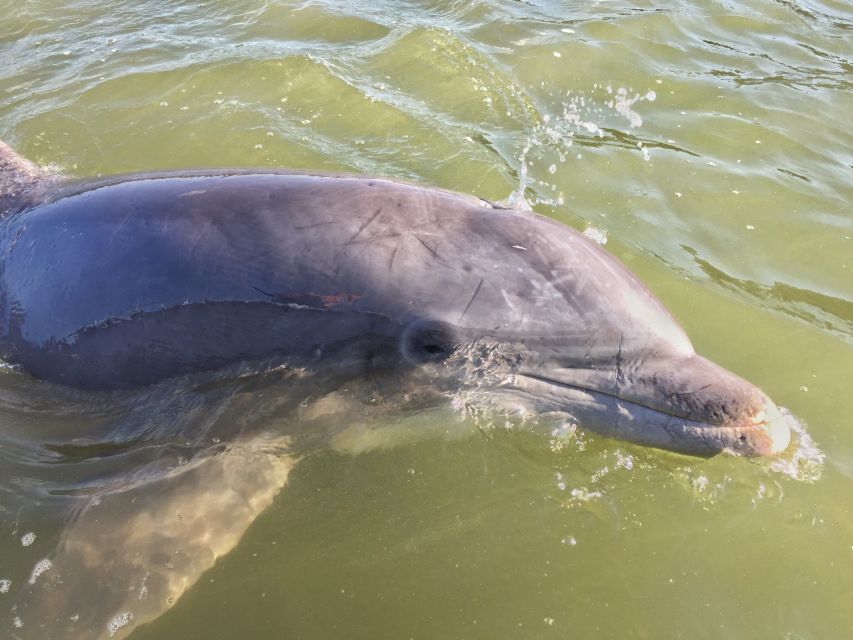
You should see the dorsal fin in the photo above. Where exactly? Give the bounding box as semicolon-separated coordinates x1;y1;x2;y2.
0;140;60;216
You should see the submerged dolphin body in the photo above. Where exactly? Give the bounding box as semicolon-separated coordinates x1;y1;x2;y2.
0;141;792;638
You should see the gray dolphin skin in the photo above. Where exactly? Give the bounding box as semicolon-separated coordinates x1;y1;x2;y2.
1;139;795;639
0;140;790;457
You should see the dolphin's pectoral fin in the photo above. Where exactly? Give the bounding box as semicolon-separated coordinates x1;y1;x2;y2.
11;436;295;640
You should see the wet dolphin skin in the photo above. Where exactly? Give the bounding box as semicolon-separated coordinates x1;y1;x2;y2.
0;143;791;457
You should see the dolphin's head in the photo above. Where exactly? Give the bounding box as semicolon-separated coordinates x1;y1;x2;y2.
386;204;792;457
402;323;791;457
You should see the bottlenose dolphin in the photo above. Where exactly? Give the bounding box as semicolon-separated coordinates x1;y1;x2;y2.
0;140;792;638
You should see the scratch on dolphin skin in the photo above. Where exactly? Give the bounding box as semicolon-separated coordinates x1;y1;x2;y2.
673;384;713;397
293;220;337;230
583;331;599;361
247;248;276;262
112;208;137;237
413;233;448;266
615;333;625;383
340;232;402;246
343;207;383;244
342;220;443;247
252;285;275;298
388;246;398;272
459;278;484;322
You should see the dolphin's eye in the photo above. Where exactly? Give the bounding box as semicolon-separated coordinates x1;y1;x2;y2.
401;320;454;364
422;343;444;354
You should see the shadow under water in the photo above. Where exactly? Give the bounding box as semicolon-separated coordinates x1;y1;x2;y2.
0;357;460;639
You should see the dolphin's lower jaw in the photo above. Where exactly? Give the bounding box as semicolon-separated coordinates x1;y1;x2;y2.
506;364;792;457
607;400;793;457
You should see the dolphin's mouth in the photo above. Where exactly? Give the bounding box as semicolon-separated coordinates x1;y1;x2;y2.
510;366;792;457
517;370;725;425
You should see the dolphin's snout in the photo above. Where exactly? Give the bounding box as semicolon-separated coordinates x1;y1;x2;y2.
510;351;794;457
641;355;794;457
670;356;792;457
731;399;792;456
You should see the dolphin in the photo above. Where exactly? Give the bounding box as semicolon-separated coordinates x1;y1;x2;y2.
0;140;792;638
0;140;791;455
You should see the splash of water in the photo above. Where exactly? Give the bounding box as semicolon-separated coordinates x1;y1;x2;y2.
505;141;535;211
505;85;658;209
769;408;825;482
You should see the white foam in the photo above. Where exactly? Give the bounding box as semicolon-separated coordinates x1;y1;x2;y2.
27;558;51;585
570;487;602;501
107;612;133;637
582;225;608;245
615;451;634;470
769;409;824;482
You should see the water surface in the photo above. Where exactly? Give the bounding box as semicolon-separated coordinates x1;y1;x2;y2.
1;0;851;638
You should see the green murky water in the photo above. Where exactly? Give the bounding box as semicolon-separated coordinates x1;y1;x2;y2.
1;0;851;638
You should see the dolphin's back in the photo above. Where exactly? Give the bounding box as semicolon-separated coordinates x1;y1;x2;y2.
0;172;688;389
